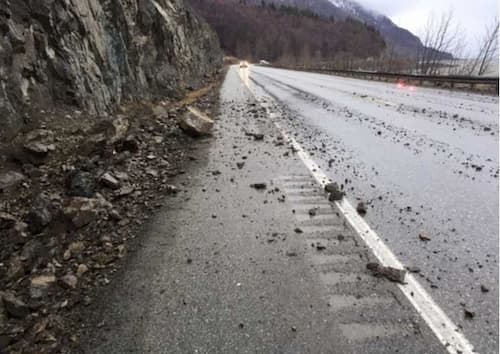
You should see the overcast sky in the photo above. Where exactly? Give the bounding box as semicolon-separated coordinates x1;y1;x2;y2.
356;0;499;54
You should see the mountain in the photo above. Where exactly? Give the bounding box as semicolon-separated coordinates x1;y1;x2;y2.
250;0;452;59
328;0;427;57
188;0;386;63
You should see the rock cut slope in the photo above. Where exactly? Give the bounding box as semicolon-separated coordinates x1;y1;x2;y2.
0;0;222;140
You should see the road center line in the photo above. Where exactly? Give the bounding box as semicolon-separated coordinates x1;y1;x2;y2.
239;67;476;354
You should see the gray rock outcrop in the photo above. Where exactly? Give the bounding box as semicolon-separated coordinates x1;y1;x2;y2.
0;0;222;140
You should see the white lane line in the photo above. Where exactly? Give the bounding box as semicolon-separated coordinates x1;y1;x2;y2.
238;67;476;354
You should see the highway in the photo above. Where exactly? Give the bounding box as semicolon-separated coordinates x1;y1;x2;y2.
81;66;498;354
246;66;499;353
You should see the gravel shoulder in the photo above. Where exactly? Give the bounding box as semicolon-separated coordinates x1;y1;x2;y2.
0;72;223;353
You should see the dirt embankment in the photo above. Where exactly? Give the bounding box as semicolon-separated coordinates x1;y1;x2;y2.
1;1;224;351
0;72;224;353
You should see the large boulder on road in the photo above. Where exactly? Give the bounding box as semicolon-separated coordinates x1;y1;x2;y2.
179;107;214;136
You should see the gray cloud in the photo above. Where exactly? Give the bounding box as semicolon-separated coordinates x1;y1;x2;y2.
355;0;499;53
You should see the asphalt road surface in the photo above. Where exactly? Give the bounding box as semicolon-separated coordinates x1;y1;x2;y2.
81;66;497;354
246;66;499;353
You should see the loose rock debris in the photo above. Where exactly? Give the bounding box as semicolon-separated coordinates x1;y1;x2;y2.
1;291;30;319
356;202;367;216
406;266;421;273
315;243;326;251
366;262;407;284
308;207;319;217
324;182;344;201
99;172;121;190
250;183;267;190
245;131;264;140
0;171;26;191
418;232;431;241
0;74;223;352
464;308;475;319
178;106;214;136
480;285;490;293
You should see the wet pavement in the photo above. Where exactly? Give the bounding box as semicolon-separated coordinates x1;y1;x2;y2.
247;66;499;353
80;67;454;353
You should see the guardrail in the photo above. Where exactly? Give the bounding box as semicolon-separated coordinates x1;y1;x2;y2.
270;66;499;94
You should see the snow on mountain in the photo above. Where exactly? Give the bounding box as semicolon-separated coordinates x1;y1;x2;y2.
322;0;450;58
329;0;381;18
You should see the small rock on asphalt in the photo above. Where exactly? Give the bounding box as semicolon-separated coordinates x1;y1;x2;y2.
418;232;431;241
308;208;318;217
464;308;475;319
324;182;344;201
245;131;264;140
356;202;367;216
366;262;407;284
316;244;326;251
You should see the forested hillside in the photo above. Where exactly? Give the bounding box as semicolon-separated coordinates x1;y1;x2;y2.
188;0;386;63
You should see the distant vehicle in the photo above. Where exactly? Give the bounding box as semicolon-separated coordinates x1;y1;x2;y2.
259;60;270;65
239;61;248;68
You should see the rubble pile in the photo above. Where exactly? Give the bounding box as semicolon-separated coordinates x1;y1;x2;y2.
0;77;222;353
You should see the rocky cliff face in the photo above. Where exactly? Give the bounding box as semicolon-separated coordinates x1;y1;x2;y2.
0;0;222;140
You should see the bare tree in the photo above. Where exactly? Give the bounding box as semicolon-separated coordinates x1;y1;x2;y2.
380;44;403;73
472;17;499;76
417;9;463;75
447;29;468;75
456;17;499;76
